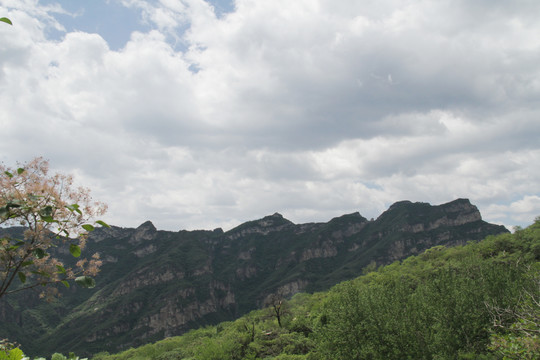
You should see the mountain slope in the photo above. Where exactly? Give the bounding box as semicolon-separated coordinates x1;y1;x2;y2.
0;199;508;356
91;217;540;360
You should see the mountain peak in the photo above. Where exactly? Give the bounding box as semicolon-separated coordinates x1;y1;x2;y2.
226;212;294;239
388;200;414;210
328;212;368;225
137;220;156;231
130;220;157;244
262;212;286;221
258;212;293;226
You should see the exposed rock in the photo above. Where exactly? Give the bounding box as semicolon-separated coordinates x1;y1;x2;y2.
88;225;129;243
135;282;235;338
113;268;185;296
129;221;157;245
193;264;212;276
278;279;309;297
238;248;255;260
236;265;257;280
133;244;157;257
262;279;309;306
103;255;118;263
300;243;338;261
348;243;360;252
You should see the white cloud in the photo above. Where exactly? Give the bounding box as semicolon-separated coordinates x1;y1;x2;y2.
0;0;539;231
485;195;540;230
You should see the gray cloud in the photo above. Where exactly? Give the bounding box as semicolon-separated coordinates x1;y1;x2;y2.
0;0;538;231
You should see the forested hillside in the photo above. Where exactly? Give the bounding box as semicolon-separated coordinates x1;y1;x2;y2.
91;218;540;360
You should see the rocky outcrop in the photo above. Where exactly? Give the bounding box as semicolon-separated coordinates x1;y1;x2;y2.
300;243;338;261
113;267;185;296
133;244;157;257
129;221;157;244
136;281;235;337
278;279;309;298
236;264;257;279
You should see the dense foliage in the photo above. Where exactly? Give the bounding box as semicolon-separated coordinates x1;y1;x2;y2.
86;218;539;360
0;158;108;300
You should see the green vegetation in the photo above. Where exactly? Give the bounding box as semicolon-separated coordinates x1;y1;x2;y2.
85;218;539;360
0;339;86;360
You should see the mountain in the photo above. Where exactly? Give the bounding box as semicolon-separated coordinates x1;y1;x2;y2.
0;199;508;356
91;217;540;360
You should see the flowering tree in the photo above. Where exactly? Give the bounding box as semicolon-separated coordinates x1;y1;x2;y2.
0;157;108;299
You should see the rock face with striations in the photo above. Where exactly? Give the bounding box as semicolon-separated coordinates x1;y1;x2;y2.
0;199;508;356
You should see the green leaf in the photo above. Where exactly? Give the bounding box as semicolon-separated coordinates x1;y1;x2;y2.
1;348;24;360
34;248;46;259
17;167;24;174
82;224;95;232
66;204;82;215
56;264;66;274
41;215;55;223
39;206;56;223
40;205;53;217
21;260;34;267
4;170;13;178
0;17;12;25
75;276;96;288
27;194;41;202
60;280;70;288
7;202;21;209
69;244;81;257
31;270;51;278
96;220;110;228
6;241;24;251
18;272;26;284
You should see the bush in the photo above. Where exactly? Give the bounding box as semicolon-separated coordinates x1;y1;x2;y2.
155;350;185;360
0;347;24;360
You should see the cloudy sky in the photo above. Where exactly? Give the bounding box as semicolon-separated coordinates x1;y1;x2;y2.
1;0;539;231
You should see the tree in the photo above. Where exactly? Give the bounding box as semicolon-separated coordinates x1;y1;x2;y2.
0;157;108;300
486;222;540;359
488;284;540;359
267;291;290;328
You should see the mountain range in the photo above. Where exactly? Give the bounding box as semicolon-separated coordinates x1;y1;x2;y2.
0;199;508;356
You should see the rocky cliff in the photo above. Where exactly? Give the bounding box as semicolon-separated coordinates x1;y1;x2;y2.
0;199;508;356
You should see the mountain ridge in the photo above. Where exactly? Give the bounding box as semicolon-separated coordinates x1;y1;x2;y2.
0;199;508;356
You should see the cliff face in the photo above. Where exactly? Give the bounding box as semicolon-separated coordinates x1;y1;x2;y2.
0;199;508;356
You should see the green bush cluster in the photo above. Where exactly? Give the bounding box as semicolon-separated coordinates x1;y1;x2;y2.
0;348;86;360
